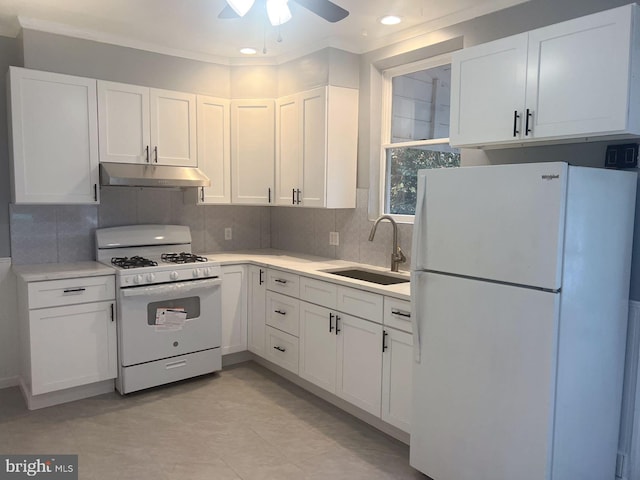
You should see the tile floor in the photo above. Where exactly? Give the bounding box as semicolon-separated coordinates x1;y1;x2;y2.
0;362;425;479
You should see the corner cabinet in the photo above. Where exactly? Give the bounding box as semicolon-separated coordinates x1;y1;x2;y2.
8;67;100;204
97;80;197;166
275;86;358;208
231;99;275;205
247;265;267;356
450;4;640;148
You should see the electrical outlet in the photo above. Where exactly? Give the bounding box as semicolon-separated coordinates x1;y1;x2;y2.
329;231;339;246
224;227;232;240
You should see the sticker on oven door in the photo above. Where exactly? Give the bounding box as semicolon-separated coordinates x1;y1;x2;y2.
155;308;187;332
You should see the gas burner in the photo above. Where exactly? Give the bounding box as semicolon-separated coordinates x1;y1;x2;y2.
111;256;158;269
161;252;208;264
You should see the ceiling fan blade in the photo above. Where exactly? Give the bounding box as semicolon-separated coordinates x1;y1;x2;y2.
293;0;349;23
218;4;240;19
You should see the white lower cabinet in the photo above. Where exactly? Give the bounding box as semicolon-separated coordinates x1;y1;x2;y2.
247;266;267;357
381;327;413;432
299;302;337;393
17;274;117;408
221;265;247;355
264;326;299;374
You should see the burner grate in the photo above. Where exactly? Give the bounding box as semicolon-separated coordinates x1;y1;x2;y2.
161;252;208;264
111;256;158;269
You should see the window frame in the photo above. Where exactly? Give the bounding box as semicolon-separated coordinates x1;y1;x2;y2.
379;52;454;223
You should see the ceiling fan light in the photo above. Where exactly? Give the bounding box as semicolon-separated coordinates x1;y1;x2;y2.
266;0;292;26
227;0;255;17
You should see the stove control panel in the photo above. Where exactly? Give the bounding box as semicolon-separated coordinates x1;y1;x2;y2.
118;264;221;286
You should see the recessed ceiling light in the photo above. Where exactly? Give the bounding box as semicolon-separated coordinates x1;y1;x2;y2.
240;47;257;55
380;15;402;25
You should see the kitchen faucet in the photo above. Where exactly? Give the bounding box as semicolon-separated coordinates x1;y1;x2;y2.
368;215;406;272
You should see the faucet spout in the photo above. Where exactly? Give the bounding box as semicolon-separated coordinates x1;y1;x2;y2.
368;215;406;272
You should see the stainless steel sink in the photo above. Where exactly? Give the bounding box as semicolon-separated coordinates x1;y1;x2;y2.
323;268;410;285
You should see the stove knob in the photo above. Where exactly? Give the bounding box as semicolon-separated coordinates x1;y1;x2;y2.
146;273;155;283
134;274;143;284
170;271;179;281
192;269;200;278
202;267;210;277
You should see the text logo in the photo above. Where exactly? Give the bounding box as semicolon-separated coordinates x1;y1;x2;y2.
0;455;77;479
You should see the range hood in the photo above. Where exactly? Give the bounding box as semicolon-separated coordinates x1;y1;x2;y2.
100;162;210;188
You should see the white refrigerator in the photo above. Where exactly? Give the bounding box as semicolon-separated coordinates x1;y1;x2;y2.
409;162;637;480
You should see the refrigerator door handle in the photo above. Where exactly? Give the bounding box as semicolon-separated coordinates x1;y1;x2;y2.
410;270;422;363
411;173;427;271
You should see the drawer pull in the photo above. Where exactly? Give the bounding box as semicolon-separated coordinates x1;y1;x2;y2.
274;279;288;284
273;346;286;353
391;309;411;318
165;360;187;369
274;309;287;316
63;287;86;294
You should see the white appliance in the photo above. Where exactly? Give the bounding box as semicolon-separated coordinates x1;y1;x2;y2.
409;162;637;480
96;225;222;394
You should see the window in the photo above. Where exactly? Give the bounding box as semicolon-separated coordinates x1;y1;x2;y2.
380;54;460;221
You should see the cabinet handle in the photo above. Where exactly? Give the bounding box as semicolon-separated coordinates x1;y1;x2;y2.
259;269;264;285
63;287;86;294
391;309;411;318
273;345;286;353
335;315;341;335
274;309;286;316
274;279;288;284
296;189;301;205
513;110;520;137
268;187;271;203
145;145;150;163
329;312;334;332
200;187;205;202
93;184;98;202
110;303;115;322
525;109;532;136
292;188;296;205
154;146;158;163
382;330;388;352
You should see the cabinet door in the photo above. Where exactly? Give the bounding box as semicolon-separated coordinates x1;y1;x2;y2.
30;301;116;395
8;67;100;204
381;328;413;433
450;33;528;147
97;81;150;164
231;100;275;205
299;88;328;207
150;88;197;167
247;266;267;357
221;265;247;355
196;95;231;204
336;313;383;416
299;301;337;393
275;94;301;206
525;6;633;139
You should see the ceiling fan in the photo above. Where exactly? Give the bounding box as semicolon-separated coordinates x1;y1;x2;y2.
218;0;349;26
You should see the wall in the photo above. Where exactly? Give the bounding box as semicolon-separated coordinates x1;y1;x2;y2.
0;258;18;387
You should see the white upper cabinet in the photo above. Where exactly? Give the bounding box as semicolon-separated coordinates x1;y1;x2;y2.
275;86;358;208
450;4;640;147
97;81;197;166
190;95;230;204
231;99;275;205
8;67;100;205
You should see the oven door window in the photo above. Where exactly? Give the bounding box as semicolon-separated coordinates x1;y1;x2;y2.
146;296;201;325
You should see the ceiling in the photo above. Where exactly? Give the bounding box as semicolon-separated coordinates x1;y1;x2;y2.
0;0;528;64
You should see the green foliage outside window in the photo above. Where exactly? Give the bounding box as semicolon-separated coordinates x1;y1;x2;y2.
386;147;460;215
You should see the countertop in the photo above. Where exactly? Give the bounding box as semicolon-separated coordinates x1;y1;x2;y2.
12;250;411;300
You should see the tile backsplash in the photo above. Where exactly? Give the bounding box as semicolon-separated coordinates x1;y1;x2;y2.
10;187;412;271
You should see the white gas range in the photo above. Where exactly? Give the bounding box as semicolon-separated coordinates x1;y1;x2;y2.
96;225;222;394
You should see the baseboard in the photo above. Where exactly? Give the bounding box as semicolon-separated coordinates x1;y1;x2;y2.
19;377;115;410
222;350;253;367
252;355;410;445
0;375;19;389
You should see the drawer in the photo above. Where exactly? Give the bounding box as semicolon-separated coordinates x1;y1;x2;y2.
337;285;383;324
300;276;338;308
384;297;412;333
28;275;115;309
267;269;300;297
264;326;299;374
266;291;300;337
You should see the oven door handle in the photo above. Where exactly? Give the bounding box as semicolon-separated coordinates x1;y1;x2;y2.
121;278;222;297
